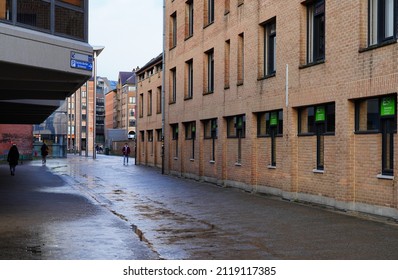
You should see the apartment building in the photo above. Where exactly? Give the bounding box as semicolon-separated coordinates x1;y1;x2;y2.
105;88;117;130
150;0;398;219
136;54;163;168
64;77;114;154
114;71;137;137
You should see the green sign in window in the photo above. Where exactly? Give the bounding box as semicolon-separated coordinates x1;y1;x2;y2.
270;112;278;126
381;97;396;116
315;106;325;122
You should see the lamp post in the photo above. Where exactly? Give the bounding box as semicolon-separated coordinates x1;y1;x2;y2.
92;46;104;159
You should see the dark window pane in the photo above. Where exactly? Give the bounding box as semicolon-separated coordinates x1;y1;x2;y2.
326;103;335;132
307;107;315;133
278;110;283;135
17;0;50;30
55;5;84;39
367;98;379;130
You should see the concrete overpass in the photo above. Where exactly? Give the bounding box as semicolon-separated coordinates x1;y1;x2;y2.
0;0;93;124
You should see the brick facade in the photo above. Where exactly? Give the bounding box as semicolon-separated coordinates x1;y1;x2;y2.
0;124;33;159
137;0;398;219
136;54;163;168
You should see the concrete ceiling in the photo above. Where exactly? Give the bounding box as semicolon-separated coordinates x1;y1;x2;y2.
0;61;90;124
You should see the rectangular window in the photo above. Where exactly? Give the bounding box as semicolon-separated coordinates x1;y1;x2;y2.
171;124;179;158
204;118;218;139
356;99;371;130
140;131;145;142
204;118;217;161
147;130;154;155
17;0;51;30
257;110;283;167
369;0;396;46
264;18;276;76
170;12;177;48
186;0;194;38
139;93;144;118
257;110;283;137
238;33;245;85
55;4;84;39
355;95;397;132
156;86;162;114
224;40;230;88
156;129;162;142
227;115;245;163
298;103;335;135
172;124;179;140
306;0;325;63
298;103;335;171
227;115;246;138
0;0;12;21
185;59;194;99
185;121;196;140
205;0;214;26
147;90;152;116
205;49;214;93
170;68;177;103
185;121;196;159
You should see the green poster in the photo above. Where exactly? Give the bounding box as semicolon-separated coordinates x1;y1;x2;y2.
315;106;325;122
381;97;396;116
270;112;278;126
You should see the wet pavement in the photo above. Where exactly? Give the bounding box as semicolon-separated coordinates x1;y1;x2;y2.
1;154;398;260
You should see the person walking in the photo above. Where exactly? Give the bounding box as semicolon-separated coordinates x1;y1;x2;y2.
41;142;49;165
122;143;131;165
7;143;19;176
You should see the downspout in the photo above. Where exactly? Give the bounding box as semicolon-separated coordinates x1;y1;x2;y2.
161;0;166;175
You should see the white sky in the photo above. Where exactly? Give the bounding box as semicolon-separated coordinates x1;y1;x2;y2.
89;0;163;81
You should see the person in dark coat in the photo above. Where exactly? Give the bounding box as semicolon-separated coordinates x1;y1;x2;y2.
7;144;19;176
41;142;49;165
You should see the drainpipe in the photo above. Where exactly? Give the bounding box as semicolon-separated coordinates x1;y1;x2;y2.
161;0;166;175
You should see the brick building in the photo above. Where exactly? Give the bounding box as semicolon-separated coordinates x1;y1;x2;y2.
138;0;398;219
136;54;163;168
0;125;32;160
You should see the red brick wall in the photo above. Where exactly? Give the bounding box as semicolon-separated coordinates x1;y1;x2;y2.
0;124;33;158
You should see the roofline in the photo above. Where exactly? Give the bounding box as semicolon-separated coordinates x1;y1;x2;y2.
136;53;163;75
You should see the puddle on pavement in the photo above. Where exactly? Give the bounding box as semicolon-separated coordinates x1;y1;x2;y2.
113;190;125;195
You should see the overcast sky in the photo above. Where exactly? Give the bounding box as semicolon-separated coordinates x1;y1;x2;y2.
89;0;163;81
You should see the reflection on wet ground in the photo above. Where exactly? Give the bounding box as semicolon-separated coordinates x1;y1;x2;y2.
2;155;398;259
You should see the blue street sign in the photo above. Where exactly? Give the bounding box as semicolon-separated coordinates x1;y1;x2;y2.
70;51;93;71
71;59;93;71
